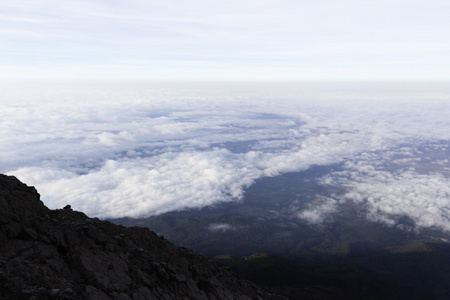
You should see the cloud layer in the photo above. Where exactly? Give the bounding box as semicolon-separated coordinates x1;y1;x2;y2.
2;81;450;232
318;147;450;231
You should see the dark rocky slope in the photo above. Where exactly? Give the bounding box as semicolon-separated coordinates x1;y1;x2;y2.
0;174;284;300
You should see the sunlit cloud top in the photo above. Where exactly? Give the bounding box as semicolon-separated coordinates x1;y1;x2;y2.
2;81;450;227
1;0;450;81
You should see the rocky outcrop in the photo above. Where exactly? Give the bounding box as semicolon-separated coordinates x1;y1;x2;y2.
0;174;284;300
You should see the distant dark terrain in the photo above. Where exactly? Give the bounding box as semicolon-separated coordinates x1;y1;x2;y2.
113;166;450;300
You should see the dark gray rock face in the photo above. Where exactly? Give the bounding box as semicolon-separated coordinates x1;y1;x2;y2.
0;174;284;300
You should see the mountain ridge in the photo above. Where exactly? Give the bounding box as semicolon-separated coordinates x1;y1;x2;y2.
0;174;285;300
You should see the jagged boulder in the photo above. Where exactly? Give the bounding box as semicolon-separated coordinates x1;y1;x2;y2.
0;174;285;300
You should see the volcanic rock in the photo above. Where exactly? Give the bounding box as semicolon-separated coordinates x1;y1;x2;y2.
0;174;285;300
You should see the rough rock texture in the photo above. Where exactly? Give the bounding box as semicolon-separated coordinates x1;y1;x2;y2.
0;174;285;300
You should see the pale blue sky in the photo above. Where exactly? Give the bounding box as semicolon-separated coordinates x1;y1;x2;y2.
1;0;449;81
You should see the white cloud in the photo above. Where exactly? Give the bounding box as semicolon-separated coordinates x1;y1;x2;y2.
11;150;262;218
208;223;234;232
2;81;450;226
322;153;450;232
297;197;339;225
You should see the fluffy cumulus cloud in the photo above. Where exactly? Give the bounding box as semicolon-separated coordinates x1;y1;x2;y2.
297;197;339;225
320;153;450;231
12;150;262;218
2;81;450;227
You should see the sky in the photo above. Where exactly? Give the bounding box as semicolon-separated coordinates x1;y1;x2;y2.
1;1;450;234
1;0;450;81
1;81;450;234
